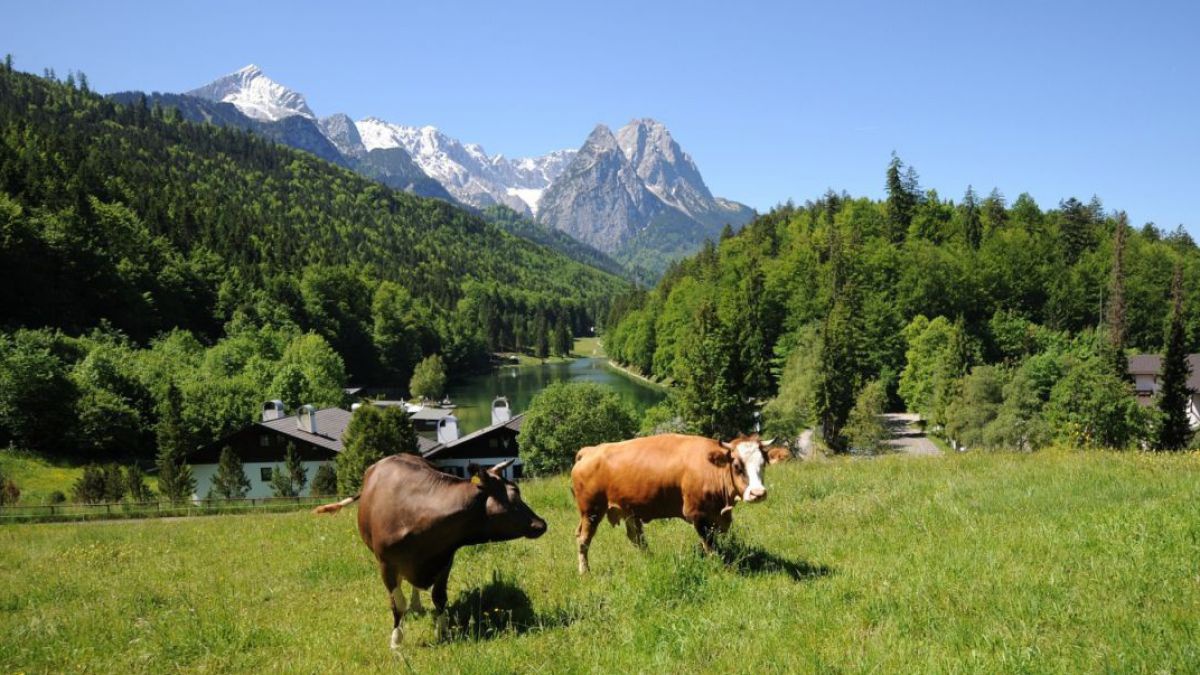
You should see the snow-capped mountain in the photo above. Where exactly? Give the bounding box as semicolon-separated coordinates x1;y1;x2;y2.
186;65;315;122
177;65;754;274
356;117;573;216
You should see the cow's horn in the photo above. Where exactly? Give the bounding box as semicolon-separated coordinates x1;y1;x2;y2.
720;505;734;516
761;437;777;446
719;440;734;450
490;458;517;473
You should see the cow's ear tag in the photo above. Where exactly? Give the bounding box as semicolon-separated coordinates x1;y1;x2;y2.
470;474;483;485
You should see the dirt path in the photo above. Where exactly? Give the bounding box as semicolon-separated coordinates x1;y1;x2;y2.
881;413;943;456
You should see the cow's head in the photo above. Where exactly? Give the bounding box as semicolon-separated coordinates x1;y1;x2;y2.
720;434;774;503
470;460;547;541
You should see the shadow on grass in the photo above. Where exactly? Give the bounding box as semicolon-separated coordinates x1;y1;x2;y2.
714;535;832;582
443;572;576;642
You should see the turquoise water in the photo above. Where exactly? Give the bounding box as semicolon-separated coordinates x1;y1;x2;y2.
443;357;666;433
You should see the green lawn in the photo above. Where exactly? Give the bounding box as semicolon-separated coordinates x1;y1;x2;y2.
2;449;1198;672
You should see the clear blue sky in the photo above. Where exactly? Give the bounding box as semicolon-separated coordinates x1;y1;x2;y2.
3;0;1198;232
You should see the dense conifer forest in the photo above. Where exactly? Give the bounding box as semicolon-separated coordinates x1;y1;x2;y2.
607;155;1199;451
0;63;628;464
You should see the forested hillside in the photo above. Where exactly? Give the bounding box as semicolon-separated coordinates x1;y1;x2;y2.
608;156;1200;450
0;63;628;464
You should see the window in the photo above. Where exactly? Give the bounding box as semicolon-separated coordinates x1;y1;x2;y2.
260;467;272;482
513;464;523;480
259;435;270;447
488;438;499;449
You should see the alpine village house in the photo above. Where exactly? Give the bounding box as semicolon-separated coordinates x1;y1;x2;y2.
188;398;523;500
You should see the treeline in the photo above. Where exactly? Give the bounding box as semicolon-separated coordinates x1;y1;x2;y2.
608;155;1199;450
0;62;628;382
0;62;632;465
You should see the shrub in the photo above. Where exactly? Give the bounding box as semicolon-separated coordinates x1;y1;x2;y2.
72;465;107;503
337;405;417;494
518;382;638;475
844;380;889;453
311;463;338;497
409;354;447;401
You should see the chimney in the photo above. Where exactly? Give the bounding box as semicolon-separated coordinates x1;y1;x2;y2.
437;414;460;444
262;400;285;422
297;404;318;434
491;396;511;426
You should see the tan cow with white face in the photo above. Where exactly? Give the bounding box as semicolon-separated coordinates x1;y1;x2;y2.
570;433;773;573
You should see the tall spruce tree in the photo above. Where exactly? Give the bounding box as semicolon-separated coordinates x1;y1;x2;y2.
154;381;195;503
963;186;982;249
1156;265;1193;451
885;153;917;244
814;227;866;452
1106;212;1129;377
674;300;750;438
210;446;251;499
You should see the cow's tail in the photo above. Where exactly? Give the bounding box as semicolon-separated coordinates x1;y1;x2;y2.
312;494;360;515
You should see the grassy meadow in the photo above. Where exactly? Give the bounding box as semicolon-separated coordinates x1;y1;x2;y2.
2;449;1199;673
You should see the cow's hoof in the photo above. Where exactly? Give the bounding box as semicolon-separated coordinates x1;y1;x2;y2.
435;614;449;642
390;628;403;650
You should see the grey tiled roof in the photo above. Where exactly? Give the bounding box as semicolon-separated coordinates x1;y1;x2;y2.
1127;354;1200;391
422;414;524;460
258;407;353;452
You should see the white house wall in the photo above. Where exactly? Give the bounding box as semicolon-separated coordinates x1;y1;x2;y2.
190;460;332;501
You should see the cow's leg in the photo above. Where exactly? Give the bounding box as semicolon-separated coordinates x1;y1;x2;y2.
408;586;424;614
381;563;406;650
624;516;647;550
431;560;453;641
693;518;718;555
576;513;600;574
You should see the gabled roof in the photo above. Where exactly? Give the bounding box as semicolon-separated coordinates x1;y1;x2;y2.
1127;354;1200;391
422;414;524;460
258;407;353;453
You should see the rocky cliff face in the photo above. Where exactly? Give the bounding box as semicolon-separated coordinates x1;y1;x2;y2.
537;121;754;269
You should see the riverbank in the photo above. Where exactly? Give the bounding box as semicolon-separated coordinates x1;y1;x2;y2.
604;359;671;390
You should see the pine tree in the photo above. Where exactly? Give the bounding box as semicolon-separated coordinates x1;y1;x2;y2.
72;465;107;503
885;153;917;243
101;464;126;502
270;443;308;497
210;446;251;499
535;314;550;359
285;443;307;494
983;188;1007;235
963;185;982;249
125;464;153;503
673;300;750;438
337;405;418;494
1106;212;1129;377
1156;265;1193;451
311;464;338;497
553;315;572;357
155;381;195;503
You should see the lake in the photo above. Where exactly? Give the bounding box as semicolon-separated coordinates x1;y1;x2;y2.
443;357;666;433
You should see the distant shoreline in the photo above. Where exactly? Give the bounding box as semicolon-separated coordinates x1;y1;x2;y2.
604;360;670;390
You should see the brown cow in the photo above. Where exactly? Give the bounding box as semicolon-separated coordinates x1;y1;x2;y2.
767;445;793;464
570;433;773;573
314;454;546;650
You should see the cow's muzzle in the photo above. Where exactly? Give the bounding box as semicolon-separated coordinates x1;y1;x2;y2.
744;487;767;503
527;518;548;539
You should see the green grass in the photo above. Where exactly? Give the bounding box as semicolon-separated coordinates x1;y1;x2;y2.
573;336;604;358
0;448;84;504
2;450;1199;672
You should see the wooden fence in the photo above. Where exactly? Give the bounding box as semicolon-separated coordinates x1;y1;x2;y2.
0;495;348;524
